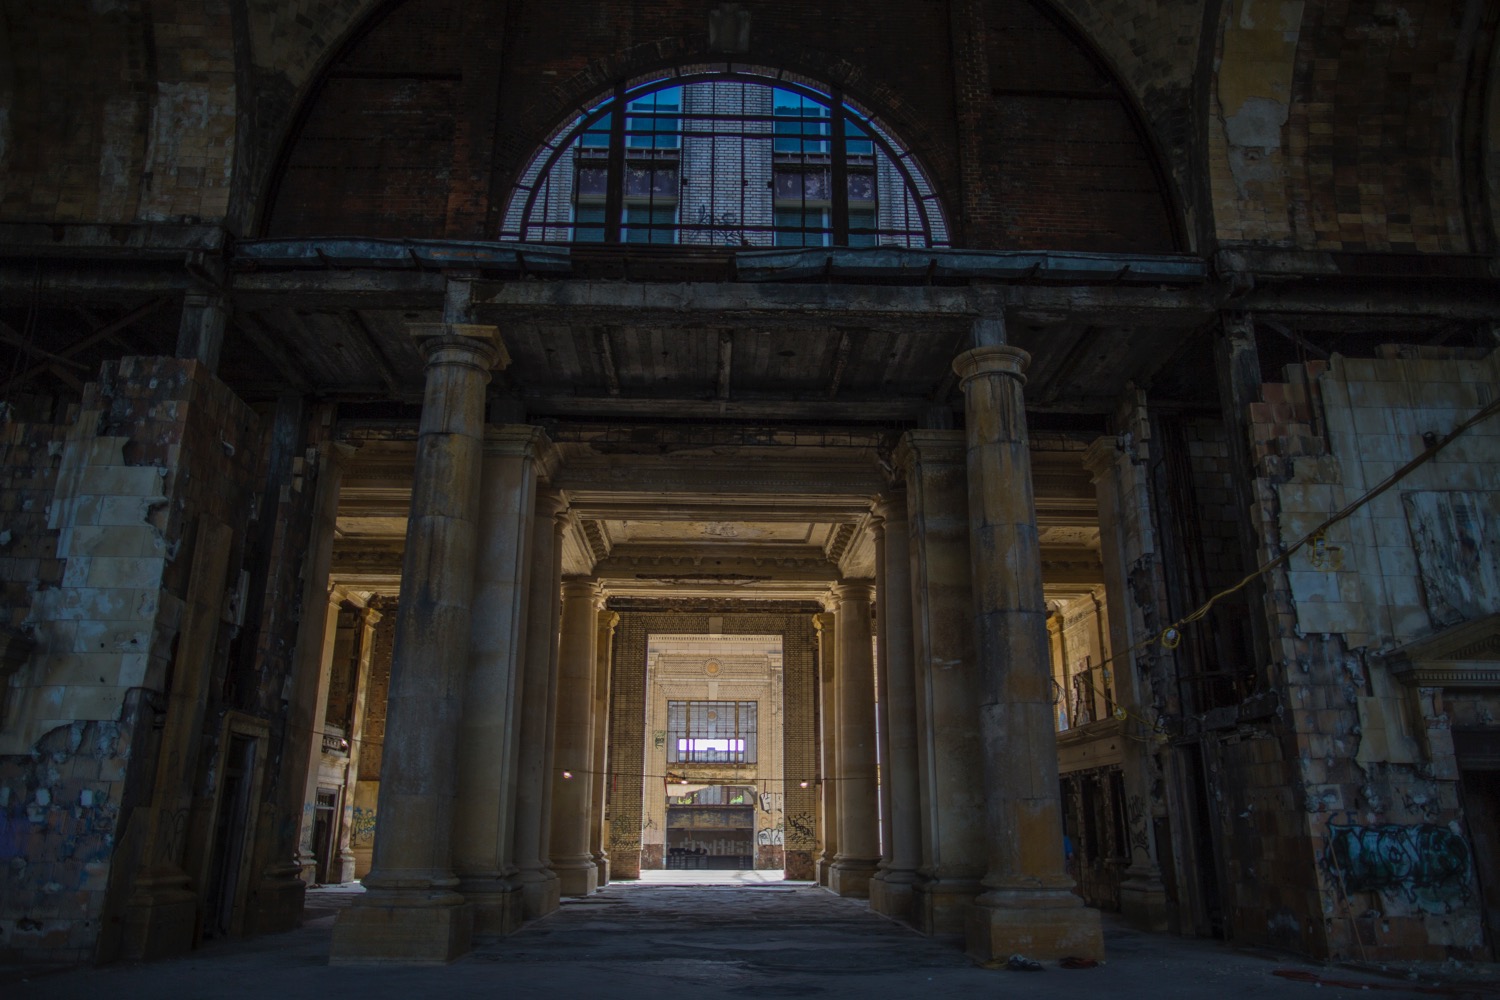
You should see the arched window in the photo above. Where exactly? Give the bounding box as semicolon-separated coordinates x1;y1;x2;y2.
500;66;949;248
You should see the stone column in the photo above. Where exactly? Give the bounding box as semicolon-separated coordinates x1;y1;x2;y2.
870;492;923;921
331;324;501;965
591;610;620;886
512;490;566;919
829;581;881;897
896;430;986;934
1083;435;1169;931
953;340;1103;963
550;578;602;897
452;426;548;935
295;592;345;887
869;515;895;882
335;604;383;884
813;611;838;886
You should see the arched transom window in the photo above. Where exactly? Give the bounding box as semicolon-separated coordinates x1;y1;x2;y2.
500;66;949;248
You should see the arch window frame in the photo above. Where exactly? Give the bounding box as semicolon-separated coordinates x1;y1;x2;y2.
500;65;949;249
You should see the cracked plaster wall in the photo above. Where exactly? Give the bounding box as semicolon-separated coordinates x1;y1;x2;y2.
1235;346;1500;959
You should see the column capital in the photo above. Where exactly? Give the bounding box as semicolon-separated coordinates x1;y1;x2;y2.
891;429;964;479
536;487;568;520
409;322;510;371
482;424;554;464
812;611;836;633
561;576;600;599
1080;435;1123;483
872;489;907;523
952;345;1030;388
831;580;875;606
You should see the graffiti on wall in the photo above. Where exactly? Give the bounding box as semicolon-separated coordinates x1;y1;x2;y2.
1326;823;1471;909
350;806;377;848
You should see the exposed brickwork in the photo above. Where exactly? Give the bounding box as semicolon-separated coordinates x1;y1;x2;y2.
263;0;1178;251
0;357;264;962
1285;0;1472;251
1221;348;1500;960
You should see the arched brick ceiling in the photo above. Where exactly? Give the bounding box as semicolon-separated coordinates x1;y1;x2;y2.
262;0;1182;252
1285;0;1481;252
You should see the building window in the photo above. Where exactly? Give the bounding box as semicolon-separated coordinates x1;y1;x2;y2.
667;700;758;764
503;67;949;248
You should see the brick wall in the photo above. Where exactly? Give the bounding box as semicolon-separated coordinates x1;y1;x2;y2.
1228;345;1500;959
263;0;1179;252
0;357;264;962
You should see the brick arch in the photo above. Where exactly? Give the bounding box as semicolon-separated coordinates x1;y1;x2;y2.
1280;0;1480;252
499;40;957;235
262;0;1180;252
498;56;954;247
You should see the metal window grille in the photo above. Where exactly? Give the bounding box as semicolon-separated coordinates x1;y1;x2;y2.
501;68;948;248
666;700;758;764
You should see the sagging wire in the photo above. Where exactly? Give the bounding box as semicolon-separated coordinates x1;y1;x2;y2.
1085;388;1500;739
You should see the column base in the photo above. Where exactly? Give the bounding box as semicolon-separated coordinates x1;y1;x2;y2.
459;878;525;936
119;869;198;961
815;855;836;887
334;851;358;885
592;851;609;888
913;875;983;935
965;899;1104;965
869;871;920;922
828;858;880;898
519;871;561;919
330;897;474;964
243;862;307;937
1119;878;1169;933
555;860;598;898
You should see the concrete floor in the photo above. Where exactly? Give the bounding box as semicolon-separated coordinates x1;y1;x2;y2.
6;883;1499;1000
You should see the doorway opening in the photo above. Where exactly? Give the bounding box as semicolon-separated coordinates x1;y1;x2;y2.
640;633;787;874
666;783;756;869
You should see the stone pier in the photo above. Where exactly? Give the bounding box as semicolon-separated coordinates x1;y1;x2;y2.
869;492;923;921
828;581;880;898
550;578;602;897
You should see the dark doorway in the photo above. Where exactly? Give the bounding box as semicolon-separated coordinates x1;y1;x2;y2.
313;789;339;885
666;784;755;869
204;733;257;938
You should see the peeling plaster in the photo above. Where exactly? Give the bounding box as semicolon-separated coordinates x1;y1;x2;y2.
1214;0;1303;205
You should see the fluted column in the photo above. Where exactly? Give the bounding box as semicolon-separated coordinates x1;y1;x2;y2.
512;490;566;919
954;337;1103;963
813;611;838;886
331;323;502;965
870;492;923;921
550;578;602;896
829;581;880;897
590;610;620;886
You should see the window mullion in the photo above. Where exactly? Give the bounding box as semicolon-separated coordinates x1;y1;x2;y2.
604;84;627;243
830;86;849;246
